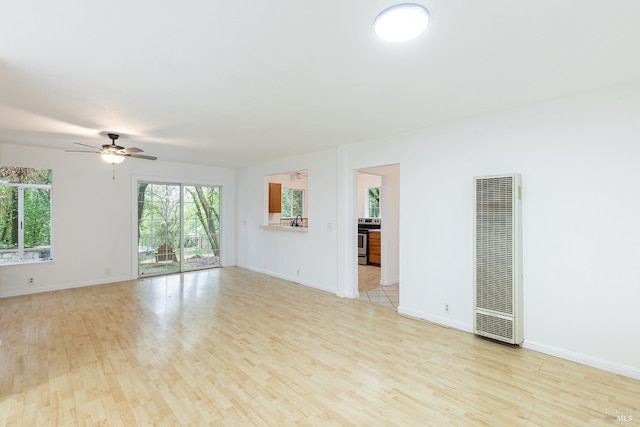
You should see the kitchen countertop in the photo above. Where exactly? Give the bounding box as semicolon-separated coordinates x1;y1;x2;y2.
260;225;308;233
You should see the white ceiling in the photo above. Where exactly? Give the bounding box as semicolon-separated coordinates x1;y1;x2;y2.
2;1;639;167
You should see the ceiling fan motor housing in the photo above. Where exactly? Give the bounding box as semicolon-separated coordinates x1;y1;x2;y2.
104;133;124;150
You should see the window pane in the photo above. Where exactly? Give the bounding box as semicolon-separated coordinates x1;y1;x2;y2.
281;188;292;217
23;188;51;261
137;183;181;276
292;190;303;217
0;167;52;184
183;185;221;271
368;187;380;218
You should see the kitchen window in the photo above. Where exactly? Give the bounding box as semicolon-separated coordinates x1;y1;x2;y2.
365;186;381;218
0;166;53;265
281;188;303;218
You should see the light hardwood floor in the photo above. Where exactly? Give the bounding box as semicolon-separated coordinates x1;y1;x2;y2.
357;264;381;292
1;267;638;426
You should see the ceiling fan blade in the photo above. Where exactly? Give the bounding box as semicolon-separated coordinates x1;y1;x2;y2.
66;150;101;154
122;147;143;154
127;154;158;160
74;142;100;149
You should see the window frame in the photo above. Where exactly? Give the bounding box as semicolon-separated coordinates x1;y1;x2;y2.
0;181;54;266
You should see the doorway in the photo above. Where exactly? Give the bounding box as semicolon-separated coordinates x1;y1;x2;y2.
355;164;400;309
137;182;221;277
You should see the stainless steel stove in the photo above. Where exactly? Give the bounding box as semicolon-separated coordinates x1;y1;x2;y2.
357;218;381;265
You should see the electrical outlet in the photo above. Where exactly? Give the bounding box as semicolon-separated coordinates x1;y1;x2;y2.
28;277;35;285
445;304;449;313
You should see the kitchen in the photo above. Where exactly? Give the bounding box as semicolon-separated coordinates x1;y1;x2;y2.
261;164;399;301
356;165;400;307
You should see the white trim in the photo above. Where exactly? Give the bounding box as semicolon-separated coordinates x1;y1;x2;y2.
236;263;336;294
397;306;474;333
395;308;640;379
0;274;134;298
0;182;51;189
523;340;640;380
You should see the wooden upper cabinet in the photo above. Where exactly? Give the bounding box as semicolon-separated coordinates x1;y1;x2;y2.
268;182;282;213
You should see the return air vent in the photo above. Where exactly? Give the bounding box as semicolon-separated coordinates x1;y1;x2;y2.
474;174;523;344
475;312;513;341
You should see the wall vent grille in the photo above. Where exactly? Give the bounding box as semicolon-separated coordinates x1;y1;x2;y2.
473;174;523;345
475;312;513;341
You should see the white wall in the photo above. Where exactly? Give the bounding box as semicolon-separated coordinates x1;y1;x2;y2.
333;81;640;378
0;143;236;297
236;149;338;293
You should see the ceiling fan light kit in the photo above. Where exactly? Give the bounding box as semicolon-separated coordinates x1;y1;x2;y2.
102;153;125;164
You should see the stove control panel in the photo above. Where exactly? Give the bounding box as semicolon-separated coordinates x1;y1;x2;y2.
357;218;381;226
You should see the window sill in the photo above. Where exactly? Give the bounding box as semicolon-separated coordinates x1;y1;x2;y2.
0;258;54;267
260;225;308;233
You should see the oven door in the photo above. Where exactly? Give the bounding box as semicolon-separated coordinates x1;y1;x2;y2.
357;232;367;265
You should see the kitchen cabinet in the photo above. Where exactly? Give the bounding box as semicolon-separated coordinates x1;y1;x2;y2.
368;231;381;266
268;183;282;213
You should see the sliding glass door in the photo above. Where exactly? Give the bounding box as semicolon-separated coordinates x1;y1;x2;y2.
137;182;221;277
183;185;220;271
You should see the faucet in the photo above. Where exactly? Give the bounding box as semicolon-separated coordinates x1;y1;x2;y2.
291;215;303;227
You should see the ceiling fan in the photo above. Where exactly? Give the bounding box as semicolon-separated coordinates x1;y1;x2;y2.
67;133;157;163
66;133;157;179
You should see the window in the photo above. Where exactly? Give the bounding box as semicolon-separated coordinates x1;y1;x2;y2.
0;167;53;265
281;188;303;218
366;186;381;218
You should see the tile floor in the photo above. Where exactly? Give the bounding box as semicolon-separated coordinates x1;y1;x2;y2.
358;283;399;309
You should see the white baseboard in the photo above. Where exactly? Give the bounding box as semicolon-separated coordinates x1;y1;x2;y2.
337;289;359;299
397;306;474;333
380;278;399;286
523;340;640;380
394;308;639;380
0;275;134;298
236;263;336;294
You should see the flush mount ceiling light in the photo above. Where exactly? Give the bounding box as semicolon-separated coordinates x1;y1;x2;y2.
374;3;430;42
